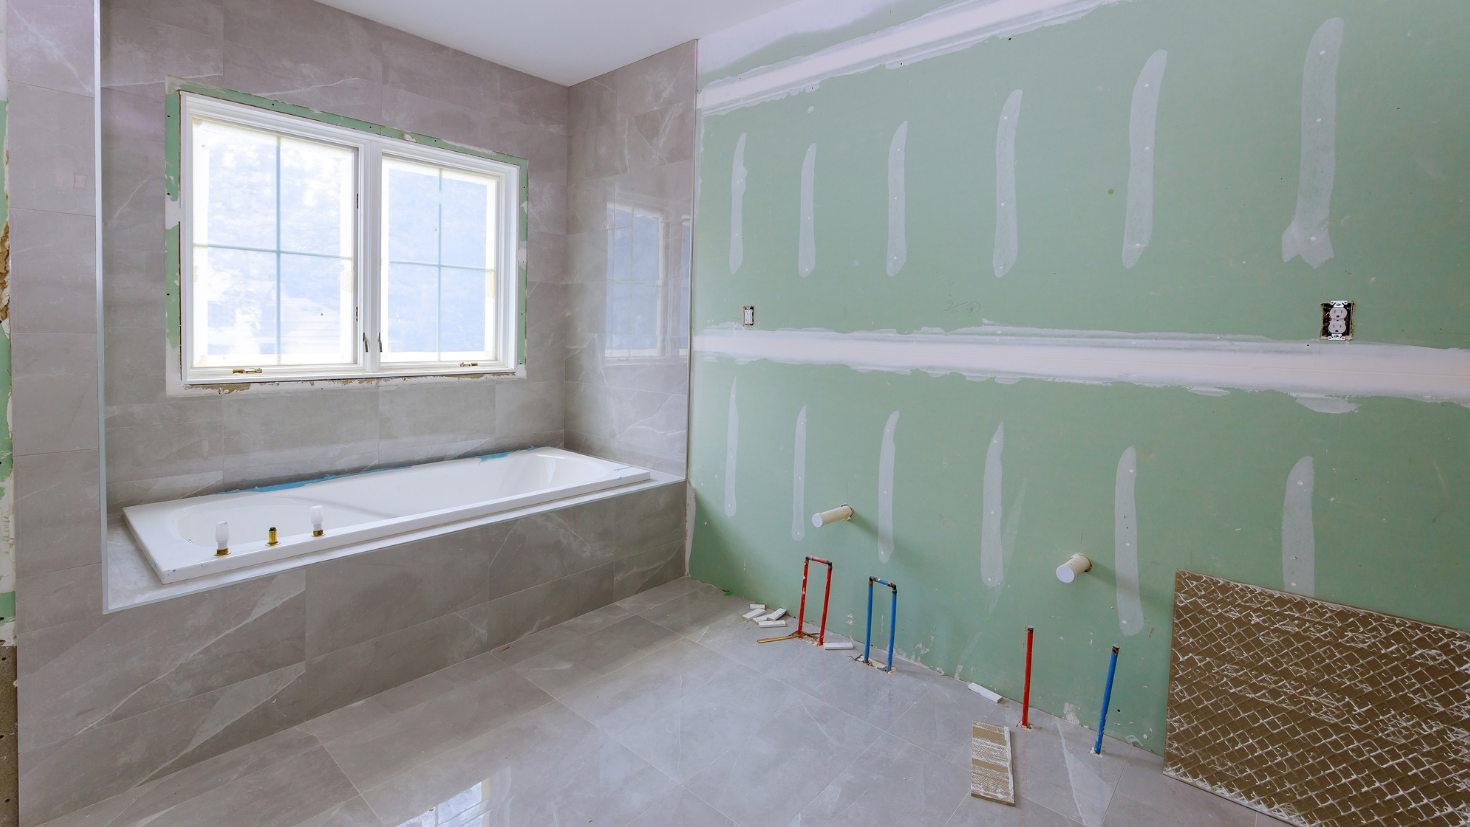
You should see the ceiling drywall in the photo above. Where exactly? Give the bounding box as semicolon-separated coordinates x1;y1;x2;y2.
314;0;806;86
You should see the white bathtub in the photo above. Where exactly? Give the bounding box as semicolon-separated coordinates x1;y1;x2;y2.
124;448;651;584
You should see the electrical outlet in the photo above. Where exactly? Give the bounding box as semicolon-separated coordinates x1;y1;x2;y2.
742;306;755;327
1320;301;1353;341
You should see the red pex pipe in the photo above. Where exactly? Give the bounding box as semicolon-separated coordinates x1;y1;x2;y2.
795;560;811;638
816;558;832;645
1021;626;1034;729
801;557;833;644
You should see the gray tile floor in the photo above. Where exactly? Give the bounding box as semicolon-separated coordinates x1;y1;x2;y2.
40;578;1289;827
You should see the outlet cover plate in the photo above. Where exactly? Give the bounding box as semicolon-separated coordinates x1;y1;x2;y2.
1320;301;1353;341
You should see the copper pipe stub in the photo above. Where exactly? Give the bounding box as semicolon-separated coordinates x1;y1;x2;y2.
216;547;229;556
268;527;279;546
313;529;324;537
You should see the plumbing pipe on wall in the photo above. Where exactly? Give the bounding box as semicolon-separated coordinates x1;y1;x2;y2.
812;504;854;527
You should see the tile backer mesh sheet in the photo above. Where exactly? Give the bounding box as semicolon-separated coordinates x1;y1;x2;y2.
970;721;1015;805
1164;570;1470;827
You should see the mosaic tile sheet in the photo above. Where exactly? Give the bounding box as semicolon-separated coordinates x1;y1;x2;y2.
1164;570;1470;827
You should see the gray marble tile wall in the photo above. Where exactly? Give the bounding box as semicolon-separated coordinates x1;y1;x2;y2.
99;0;572;511
7;0;103;824
564;43;696;477
19;480;686;825
11;3;698;822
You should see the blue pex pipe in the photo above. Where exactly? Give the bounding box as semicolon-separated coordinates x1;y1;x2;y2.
864;577;897;673
1093;645;1120;755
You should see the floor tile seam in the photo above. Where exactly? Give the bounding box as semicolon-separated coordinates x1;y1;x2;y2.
510;613;646;664
1029;781;1105;827
529;632;684;703
315;681;552;765
111;727;334;827
697;639;817;702
928;790;968;827
334;692;562;815
677;779;743;827
148;741;355;827
549;697;684;811
556;639;732;714
779;744;876;827
289;758;366;827
634;576;713;613
308;657;534;749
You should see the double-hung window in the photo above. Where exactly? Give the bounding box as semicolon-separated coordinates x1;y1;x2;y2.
180;92;523;383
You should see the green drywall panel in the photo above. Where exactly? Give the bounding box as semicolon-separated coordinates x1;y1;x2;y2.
687;0;1470;754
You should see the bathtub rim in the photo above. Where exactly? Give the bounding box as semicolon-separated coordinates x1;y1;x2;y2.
106;471;686;614
123;448;653;585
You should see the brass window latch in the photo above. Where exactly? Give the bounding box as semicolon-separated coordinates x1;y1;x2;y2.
459;362;480;367
231;367;264;374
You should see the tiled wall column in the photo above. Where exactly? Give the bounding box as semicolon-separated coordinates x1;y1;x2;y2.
565;42;696;476
7;0;103;823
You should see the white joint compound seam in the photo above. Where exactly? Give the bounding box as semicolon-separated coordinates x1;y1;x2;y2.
878;410;900;562
1122;50;1167;268
887;121;908;276
993;90;1023;278
699;0;1137;115
694;325;1470;406
981;423;1005;590
1282;18;1345;269
792;405;808;541
729;132;748;274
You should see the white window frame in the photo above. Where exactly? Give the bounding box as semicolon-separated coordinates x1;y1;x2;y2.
180;92;522;385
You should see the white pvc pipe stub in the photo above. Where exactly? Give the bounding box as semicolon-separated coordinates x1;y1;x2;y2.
812;504;854;528
1056;554;1092;583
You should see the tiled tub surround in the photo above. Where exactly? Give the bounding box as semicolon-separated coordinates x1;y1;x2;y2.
564;42;696;477
125;448;651;584
100;0;572;513
20;479;686;825
106;474;682;611
35;578;1282;827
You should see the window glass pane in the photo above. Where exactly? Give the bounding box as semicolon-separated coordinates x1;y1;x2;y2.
198;248;277;362
280;138;354;256
280;254;352;363
189;115;356;370
385;163;440;265
441;174;492;269
381;157;499;363
440;267;490;354
197;121;276;250
384;262;438;354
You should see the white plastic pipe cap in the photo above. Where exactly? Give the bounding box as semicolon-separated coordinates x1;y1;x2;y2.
812;504;854;528
216;521;229;550
1056;554;1092;584
311;506;324;532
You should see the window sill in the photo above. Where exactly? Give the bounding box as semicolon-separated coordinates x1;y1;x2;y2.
167;363;528;397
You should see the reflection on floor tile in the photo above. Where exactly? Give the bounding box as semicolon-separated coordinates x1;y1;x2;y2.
35;577;1272;827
